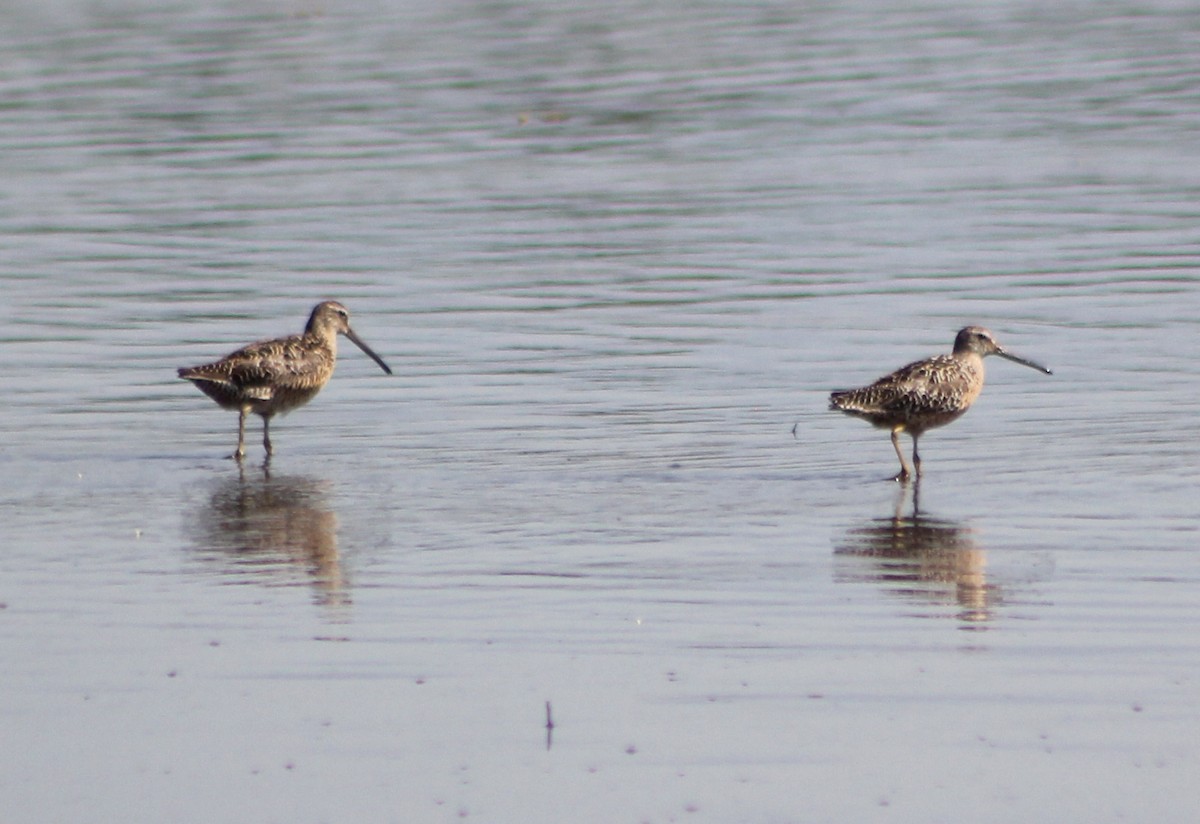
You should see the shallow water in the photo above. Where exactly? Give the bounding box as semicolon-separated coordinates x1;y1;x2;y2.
2;1;1200;821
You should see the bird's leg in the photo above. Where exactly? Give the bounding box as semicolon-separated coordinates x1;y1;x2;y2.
262;414;274;456
232;407;248;461
890;426;912;483
912;433;922;478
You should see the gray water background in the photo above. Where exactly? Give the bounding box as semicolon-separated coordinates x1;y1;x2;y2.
2;1;1199;821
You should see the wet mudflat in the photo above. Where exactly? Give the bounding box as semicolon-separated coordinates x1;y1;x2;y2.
1;1;1199;821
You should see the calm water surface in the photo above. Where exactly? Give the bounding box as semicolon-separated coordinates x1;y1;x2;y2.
2;1;1199;821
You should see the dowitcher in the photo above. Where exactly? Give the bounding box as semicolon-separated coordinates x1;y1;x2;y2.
179;301;391;460
829;326;1050;481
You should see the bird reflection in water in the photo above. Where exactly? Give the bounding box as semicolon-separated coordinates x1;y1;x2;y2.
833;484;998;625
188;464;349;613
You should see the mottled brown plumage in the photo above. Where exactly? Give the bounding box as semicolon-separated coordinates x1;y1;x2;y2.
179;301;392;460
830;326;1050;481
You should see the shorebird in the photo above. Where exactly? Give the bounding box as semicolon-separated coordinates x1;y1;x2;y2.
829;326;1050;481
179;301;391;460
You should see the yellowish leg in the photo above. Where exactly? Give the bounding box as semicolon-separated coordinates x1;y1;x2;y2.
890;426;912;482
233;407;248;461
263;415;273;456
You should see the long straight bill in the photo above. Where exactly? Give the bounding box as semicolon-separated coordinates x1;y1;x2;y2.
345;328;393;375
998;349;1051;375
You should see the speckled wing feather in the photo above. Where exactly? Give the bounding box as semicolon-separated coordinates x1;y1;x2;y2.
227;336;321;394
179;333;332;405
831;355;975;420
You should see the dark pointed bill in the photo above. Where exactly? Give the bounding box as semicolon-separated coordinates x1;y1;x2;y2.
345;328;393;375
997;349;1051;375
